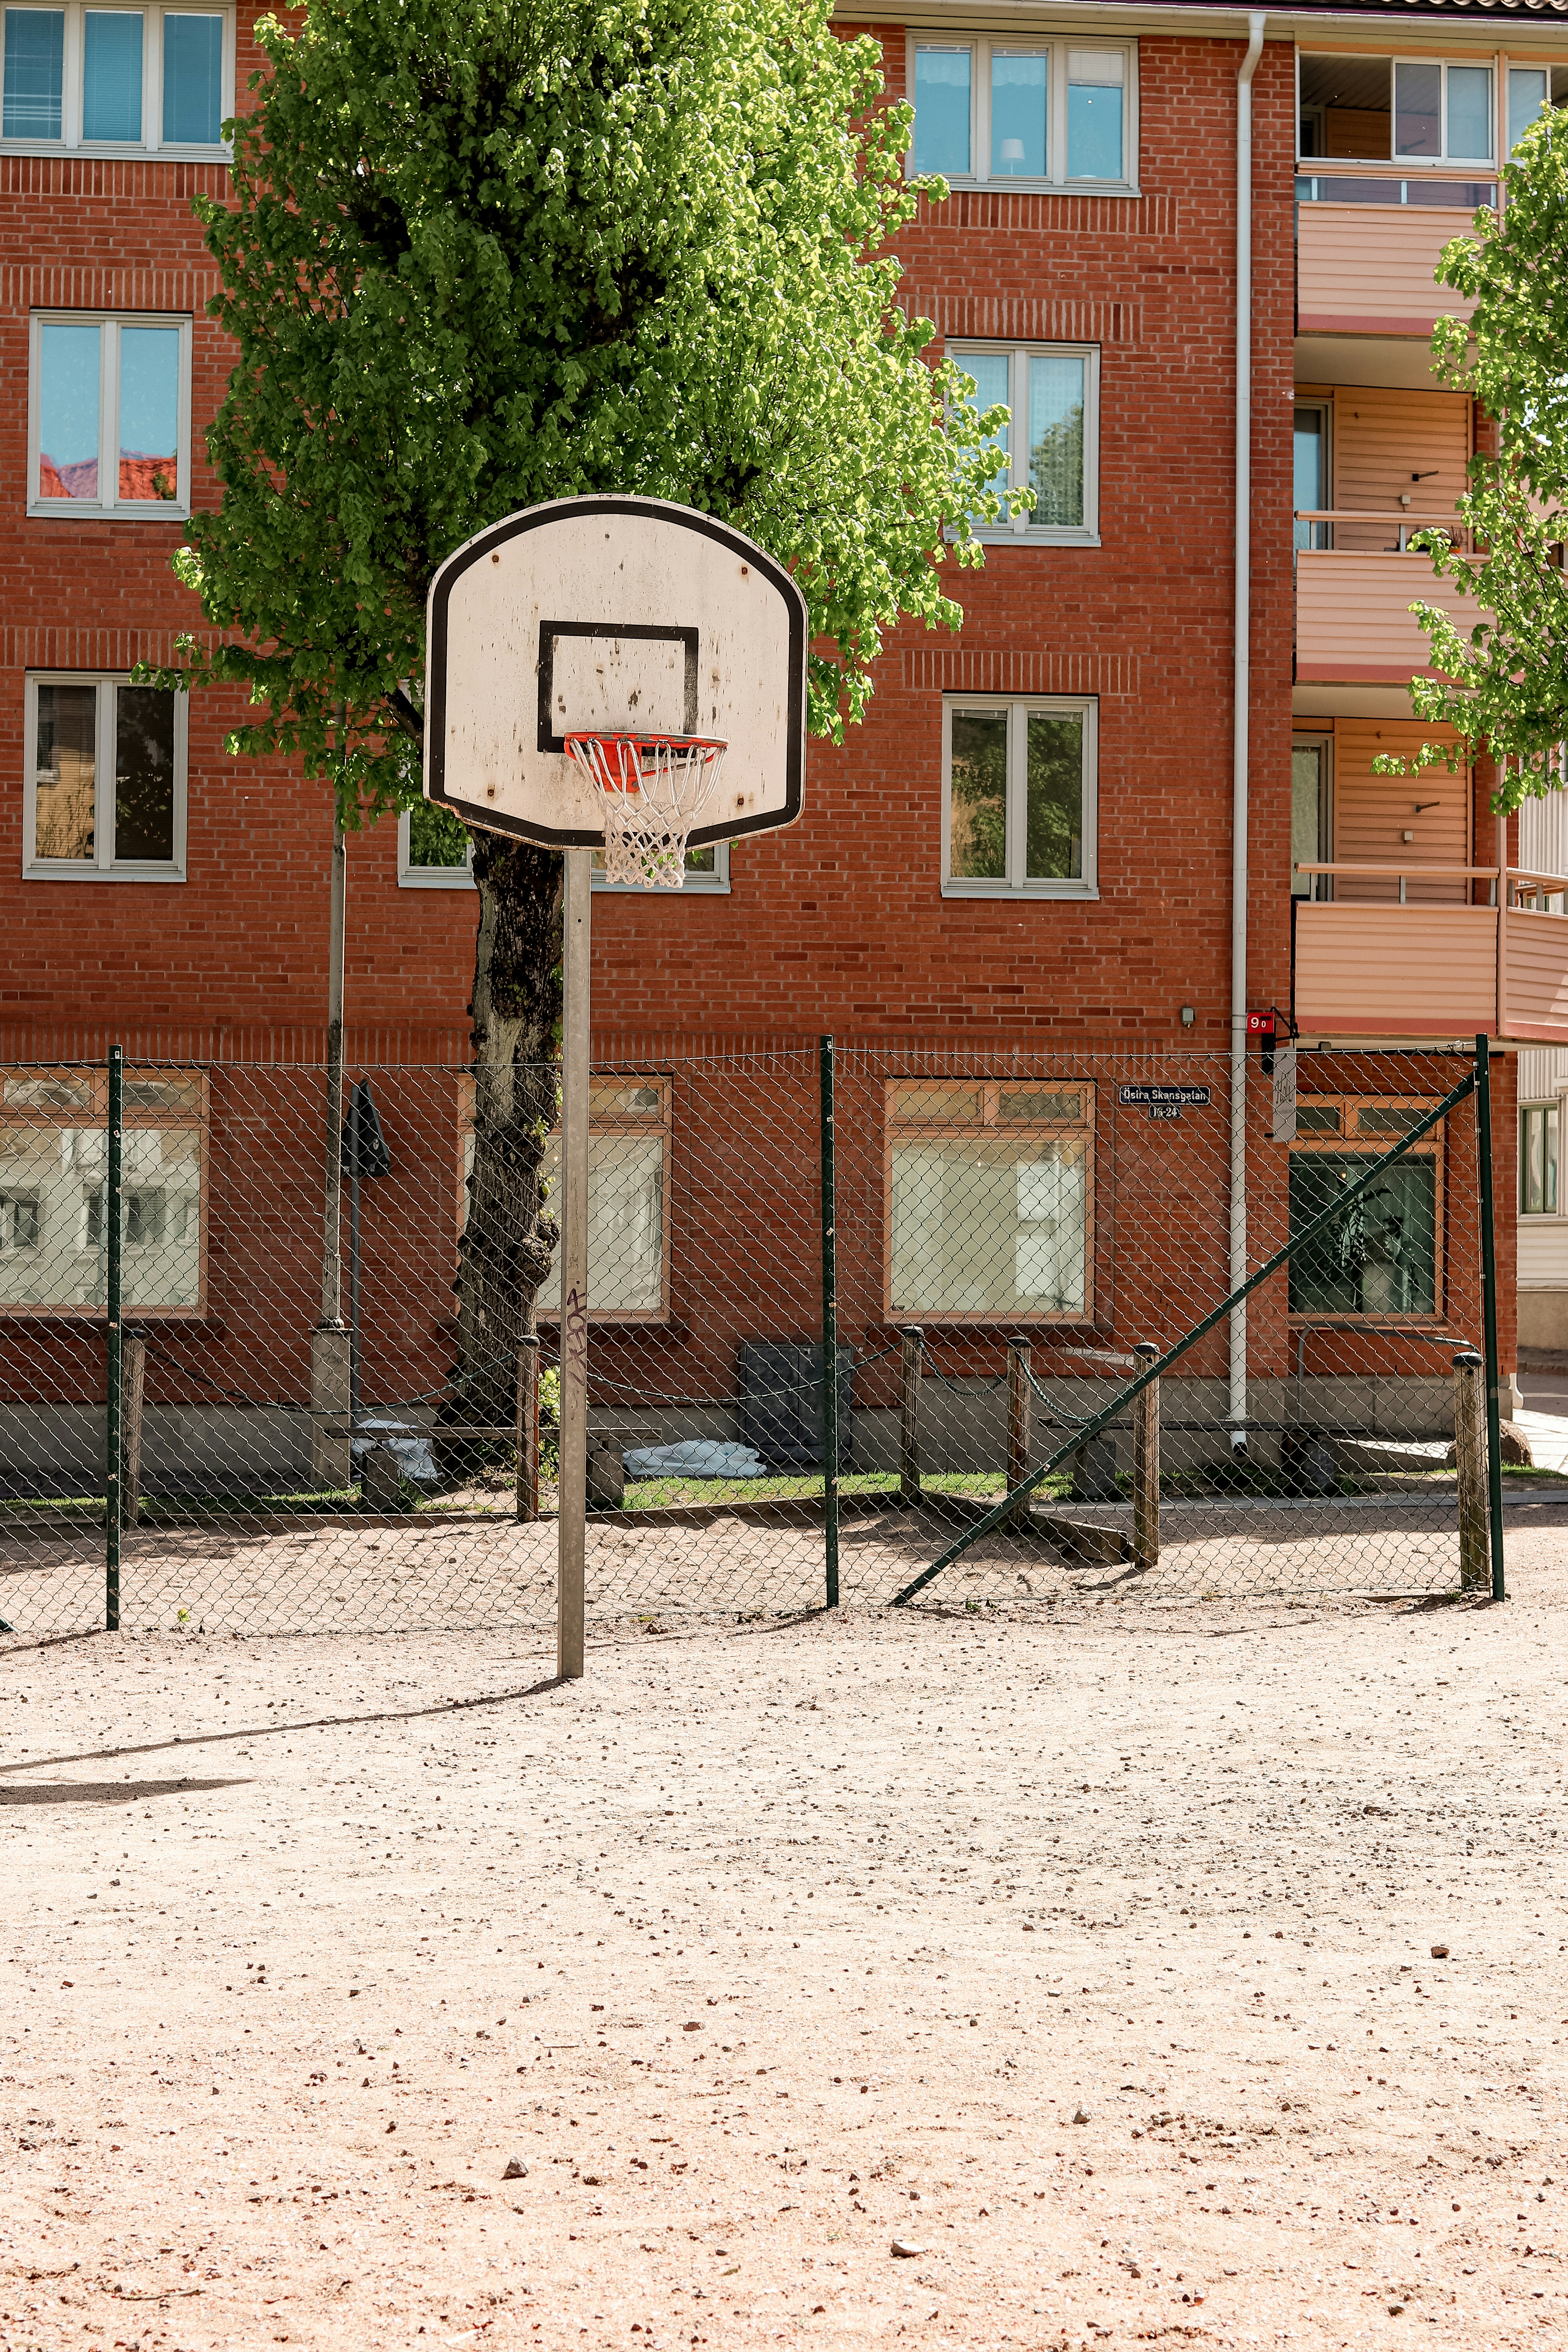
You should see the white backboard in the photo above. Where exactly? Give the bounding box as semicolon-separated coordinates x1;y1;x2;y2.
423;496;808;850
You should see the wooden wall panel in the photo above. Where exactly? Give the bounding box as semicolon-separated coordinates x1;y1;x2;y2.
1332;719;1470;905
1330;388;1471;552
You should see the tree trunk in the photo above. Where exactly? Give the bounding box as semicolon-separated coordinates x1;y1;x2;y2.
445;835;564;1448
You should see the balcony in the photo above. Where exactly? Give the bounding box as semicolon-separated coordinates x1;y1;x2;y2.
1295;535;1477;686
1293;868;1568;1044
1296;175;1487;338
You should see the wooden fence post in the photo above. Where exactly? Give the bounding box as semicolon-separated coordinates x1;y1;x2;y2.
516;1335;541;1523
1007;1338;1032;1530
898;1327;923;1506
1132;1340;1160;1572
122;1327;147;1530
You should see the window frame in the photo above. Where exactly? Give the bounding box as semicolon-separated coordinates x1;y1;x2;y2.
882;1077;1098;1328
950;340;1100;549
940;692;1099;902
906;33;1138;194
22;671;188;882
0;1063;208;1319
1295;47;1503;167
28;310;192;519
1519;1101;1561;1218
0;2;232;155
1287;1094;1446;1324
456;1074;674;1326
397;811;732;894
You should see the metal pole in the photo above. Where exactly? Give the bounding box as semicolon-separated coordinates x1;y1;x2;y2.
898;1325;923;1508
820;1036;840;1608
347;1080;362;1422
321;820;346;1326
558;849;592;1679
1475;1034;1506;1601
516;1334;541;1523
105;1044;123;1631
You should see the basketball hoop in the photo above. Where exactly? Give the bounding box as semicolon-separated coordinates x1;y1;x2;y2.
564;730;728;890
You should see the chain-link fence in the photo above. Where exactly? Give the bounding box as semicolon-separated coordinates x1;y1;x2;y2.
0;1039;1511;1637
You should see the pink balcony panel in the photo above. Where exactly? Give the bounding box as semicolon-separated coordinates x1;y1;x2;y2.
1295;551;1477;685
1298;201;1481;338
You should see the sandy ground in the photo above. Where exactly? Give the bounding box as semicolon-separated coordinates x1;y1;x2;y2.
0;1484;1501;1642
4;1514;1568;2352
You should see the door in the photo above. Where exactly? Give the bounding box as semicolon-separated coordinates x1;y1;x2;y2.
1294;403;1331;550
1292;736;1332;899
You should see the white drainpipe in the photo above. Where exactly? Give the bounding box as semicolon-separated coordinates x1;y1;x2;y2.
1230;13;1266;1453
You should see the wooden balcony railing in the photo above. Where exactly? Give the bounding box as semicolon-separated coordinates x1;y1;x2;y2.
1292;867;1568;1043
1296;190;1484;337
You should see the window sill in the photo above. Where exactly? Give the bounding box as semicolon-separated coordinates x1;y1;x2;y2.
965;528;1101;549
592;879;731;897
23;862;186;884
399;867;475;890
915;174;1140;200
1;139;231;163
942;881;1099;902
29;501;189;522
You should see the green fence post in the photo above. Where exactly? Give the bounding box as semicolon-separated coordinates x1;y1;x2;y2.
820;1035;839;1609
105;1044;123;1631
1474;1033;1506;1602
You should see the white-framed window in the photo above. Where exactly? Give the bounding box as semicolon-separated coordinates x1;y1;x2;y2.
951;341;1100;546
398;804;475;889
23;673;187;881
1521;1103;1561;1217
908;35;1136;191
29;312;191;517
0;4;230;152
0;1064;207;1316
885;1079;1096;1325
941;695;1098;901
398;804;731;893
1296;51;1497;164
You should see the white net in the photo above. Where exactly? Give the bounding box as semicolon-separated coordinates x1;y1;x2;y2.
564;732;728;890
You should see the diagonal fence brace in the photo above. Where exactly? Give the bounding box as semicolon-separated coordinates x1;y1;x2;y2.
891;1066;1479;1607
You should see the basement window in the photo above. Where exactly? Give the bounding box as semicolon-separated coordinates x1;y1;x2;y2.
885;1080;1096;1323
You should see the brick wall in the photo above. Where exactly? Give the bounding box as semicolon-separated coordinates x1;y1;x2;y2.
590;33;1300;1050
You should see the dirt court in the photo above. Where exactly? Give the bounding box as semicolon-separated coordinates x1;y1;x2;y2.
3;1515;1568;2352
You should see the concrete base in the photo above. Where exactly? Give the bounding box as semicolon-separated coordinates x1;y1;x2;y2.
310;1325;352;1491
1519;1288;1568;1353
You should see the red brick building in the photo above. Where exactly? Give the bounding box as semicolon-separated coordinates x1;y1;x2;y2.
3;0;1564;1485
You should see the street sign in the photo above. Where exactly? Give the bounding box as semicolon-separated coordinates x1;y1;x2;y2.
1119;1084;1212;1122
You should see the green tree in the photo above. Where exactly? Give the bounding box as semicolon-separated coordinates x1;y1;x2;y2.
1374;111;1568;808
143;0;1022;1416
